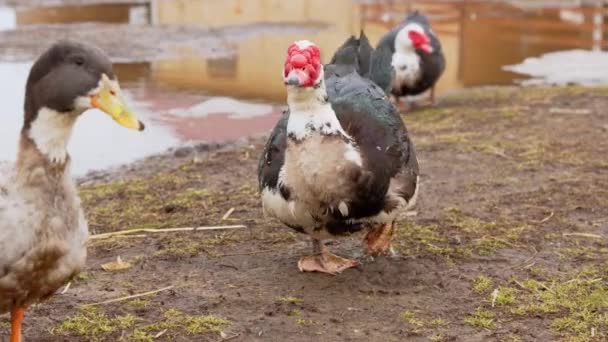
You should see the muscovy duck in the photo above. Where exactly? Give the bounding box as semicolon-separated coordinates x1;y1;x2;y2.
377;10;445;104
258;35;419;275
0;41;143;342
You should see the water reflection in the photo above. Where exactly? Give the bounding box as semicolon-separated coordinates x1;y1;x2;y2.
5;1;606;99
0;62;178;176
1;0;606;173
127;85;283;142
142;1;607;99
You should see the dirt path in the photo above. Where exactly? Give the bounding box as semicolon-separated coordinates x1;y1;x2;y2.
0;86;606;341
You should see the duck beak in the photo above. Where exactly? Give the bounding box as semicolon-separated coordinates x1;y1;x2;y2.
91;76;145;131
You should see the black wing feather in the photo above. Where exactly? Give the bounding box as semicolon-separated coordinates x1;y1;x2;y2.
325;70;418;218
258;111;289;192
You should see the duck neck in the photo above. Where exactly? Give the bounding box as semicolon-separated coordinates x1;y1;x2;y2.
286;79;348;141
17;107;77;186
286;77;329;112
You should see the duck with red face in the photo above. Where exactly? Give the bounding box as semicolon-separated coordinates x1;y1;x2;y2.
283;41;322;88
259;36;419;275
377;10;445;106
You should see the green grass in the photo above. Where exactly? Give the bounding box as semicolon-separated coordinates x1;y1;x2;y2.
54;306;231;341
401;311;449;337
134;308;231;337
402;311;424;327
493;287;518;306
510;277;607;339
288;309;302;316
52;306;138;341
394;208;530;263
79;164;259;234
456;265;608;340
153;234;241;259
464;307;496;330
277;296;304;304
296;319;315;326
472;275;493;294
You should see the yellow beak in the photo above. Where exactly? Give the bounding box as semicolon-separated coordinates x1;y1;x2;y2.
91;78;144;131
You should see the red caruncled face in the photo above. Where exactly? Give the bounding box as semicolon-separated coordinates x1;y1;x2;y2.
408;31;433;54
283;42;322;87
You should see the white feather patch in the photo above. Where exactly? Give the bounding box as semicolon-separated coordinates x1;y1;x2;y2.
338;201;349;217
28;107;78;164
394;23;426;52
392;52;422;88
392;23;425;88
261;186;315;228
286;103;352;141
344;143;363;167
294;40;315;49
405;175;421;210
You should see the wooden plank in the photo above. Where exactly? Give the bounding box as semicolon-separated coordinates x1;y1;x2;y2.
496;32;593;49
475;17;597;33
360;0;605;43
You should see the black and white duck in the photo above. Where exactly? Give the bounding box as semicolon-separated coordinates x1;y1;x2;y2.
258;35;419;275
377;10;445;105
0;41;143;342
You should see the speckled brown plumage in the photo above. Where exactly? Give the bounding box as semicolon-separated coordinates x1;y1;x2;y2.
0;134;88;313
0;41;132;340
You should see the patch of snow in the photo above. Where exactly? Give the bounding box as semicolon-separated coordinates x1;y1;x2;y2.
169;97;273;119
504;49;608;86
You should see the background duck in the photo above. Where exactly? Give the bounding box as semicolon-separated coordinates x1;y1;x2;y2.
0;41;143;342
377;10;446;106
258;35;419;275
328;31;395;96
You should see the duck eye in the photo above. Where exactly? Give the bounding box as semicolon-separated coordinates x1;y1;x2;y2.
73;57;85;66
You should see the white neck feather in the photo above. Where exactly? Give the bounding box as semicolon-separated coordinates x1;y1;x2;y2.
395;31;412;53
28;107;78;164
286;79;351;141
286;79;327;111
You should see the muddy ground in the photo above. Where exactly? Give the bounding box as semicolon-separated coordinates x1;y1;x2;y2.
1;86;607;341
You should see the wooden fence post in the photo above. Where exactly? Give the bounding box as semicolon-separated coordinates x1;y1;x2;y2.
592;0;604;51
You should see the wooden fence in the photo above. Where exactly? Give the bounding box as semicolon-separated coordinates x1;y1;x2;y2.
360;0;608;50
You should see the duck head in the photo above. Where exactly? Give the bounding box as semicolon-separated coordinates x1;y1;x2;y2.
283;40;329;111
283;40;323;88
395;23;433;54
22;41;143;164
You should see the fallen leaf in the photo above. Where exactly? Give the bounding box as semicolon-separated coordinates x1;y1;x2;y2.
101;256;132;272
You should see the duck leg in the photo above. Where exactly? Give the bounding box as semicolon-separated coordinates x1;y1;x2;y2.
389;94;398;106
11;307;25;342
391;95;411;113
298;239;360;275
429;86;437;106
364;222;395;256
